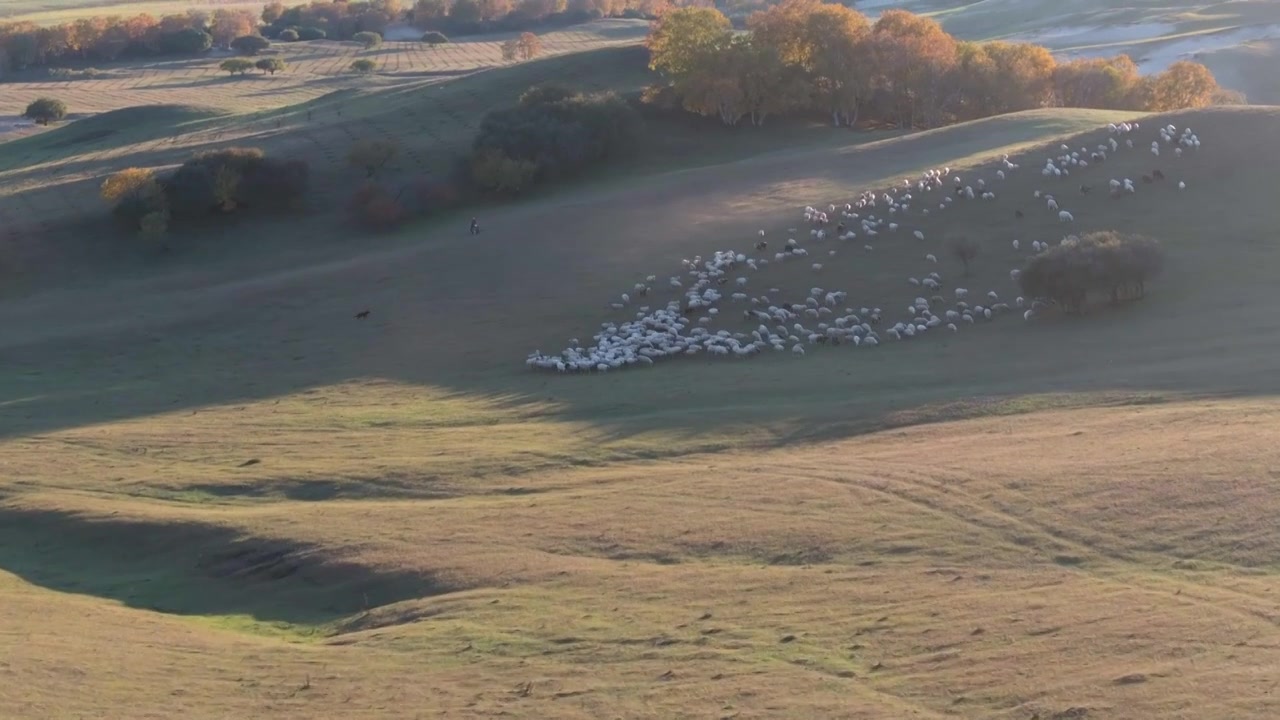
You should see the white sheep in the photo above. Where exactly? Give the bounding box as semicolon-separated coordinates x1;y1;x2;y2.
1011;239;1020;250
925;254;937;263
1058;210;1073;222
913;230;925;241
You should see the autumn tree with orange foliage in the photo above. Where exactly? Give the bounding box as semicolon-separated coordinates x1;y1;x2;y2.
645;2;1232;131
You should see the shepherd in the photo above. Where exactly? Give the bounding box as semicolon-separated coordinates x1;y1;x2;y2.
469;217;480;235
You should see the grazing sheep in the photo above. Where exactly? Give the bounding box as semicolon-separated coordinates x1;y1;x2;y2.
1012;239;1020;250
1058;210;1073;222
926;254;937;263
1178;181;1186;190
914;230;925;241
812;263;823;272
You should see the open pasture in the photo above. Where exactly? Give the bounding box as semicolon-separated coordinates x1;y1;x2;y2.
5;41;1280;713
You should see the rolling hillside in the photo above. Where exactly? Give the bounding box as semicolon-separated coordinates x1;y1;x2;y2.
3;103;1280;717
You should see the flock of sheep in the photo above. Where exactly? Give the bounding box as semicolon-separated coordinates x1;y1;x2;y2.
526;120;1199;373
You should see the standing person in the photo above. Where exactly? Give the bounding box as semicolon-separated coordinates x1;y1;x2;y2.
469;217;479;235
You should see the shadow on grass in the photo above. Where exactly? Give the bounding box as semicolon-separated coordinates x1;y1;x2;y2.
0;506;447;630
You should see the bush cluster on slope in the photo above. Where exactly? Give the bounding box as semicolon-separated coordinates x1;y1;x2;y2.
468;84;643;194
1019;231;1165;313
104;148;309;245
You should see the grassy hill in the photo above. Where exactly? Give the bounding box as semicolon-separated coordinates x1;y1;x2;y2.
4;101;1280;717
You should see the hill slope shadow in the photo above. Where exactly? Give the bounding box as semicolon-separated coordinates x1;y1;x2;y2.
0;506;448;629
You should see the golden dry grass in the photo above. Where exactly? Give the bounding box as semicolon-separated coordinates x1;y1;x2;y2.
5;399;1280;718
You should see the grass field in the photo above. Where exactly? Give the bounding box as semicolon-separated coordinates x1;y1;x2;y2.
5;94;1280;717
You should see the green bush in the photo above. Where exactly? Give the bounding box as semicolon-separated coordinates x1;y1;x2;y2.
256;57;287;74
160;28;213;54
230;35;271;56
278;28;300;41
220;58;256;75
23;97;67;124
296;26;327;40
468;85;643;192
421;31;449;46
350;58;377;74
352;31;382;49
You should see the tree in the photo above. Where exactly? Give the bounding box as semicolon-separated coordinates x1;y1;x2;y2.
515;31;541;60
297;26;326;40
278;28;300;41
159;27;213;54
1052;55;1141;109
262;1;286;25
868;10;957;128
350;58;377;73
24;97;68;124
501;38;519;61
948;235;979;275
230;34;270;55
256;57;287;74
210;9;258;45
647;7;732;81
353;30;383;49
220;58;255;75
411;0;450;27
1139;60;1220;111
348;138;398;177
100;168;160;203
748;0;873;126
421;30;449;46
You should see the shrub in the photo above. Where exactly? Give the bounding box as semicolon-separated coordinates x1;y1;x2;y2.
23;97;67;125
154;147;307;225
231;34;271;55
468;86;642;192
278;28;300;42
296;26;327;40
237;158;310;212
256;57;287;74
1019;231;1164;313
160;28;214;55
220;58;256;75
353;31;382;49
400;175;462;217
421;31;449;46
347;138;398;177
947;235;980;275
350;58;377;74
348;182;407;231
470;149;538;193
501;38;519;61
101;168;160;204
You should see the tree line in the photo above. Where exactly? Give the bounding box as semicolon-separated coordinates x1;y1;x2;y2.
646;1;1239;129
0;9;258;71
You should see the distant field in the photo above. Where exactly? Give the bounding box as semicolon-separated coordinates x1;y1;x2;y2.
0;0;260;23
4;36;1280;711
